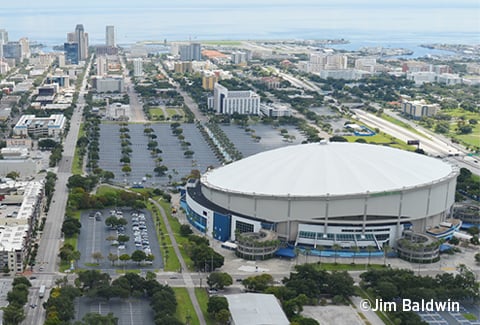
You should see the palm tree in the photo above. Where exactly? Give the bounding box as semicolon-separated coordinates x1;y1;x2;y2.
305;248;311;264
316;245;324;265
332;244;341;264
382;244;392;266
294;246;300;265
366;245;375;266
352;245;359;264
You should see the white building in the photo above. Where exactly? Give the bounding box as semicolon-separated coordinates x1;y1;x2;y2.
92;76;124;93
231;51;247;64
355;58;377;73
106;25;115;47
133;58;143;77
225;294;289;325
13;114;66;139
436;73;462;86
260;103;292;117
209;83;260;115
402;100;440;119
96;56;107;76
0;181;44;273
319;69;371;80
407;71;437;85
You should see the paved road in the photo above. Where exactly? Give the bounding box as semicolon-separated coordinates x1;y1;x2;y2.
120;55;147;123
23;56;93;325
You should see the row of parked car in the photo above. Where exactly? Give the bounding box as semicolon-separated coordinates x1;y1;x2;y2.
132;212;152;256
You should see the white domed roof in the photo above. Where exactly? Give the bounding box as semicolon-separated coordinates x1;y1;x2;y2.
201;143;456;197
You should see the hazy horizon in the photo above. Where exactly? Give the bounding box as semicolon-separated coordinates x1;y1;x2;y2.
1;0;479;45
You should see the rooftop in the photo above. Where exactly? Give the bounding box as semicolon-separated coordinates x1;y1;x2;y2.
202;143;457;197
225;293;289;325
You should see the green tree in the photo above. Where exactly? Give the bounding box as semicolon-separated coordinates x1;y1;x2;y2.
2;304;25;325
207;296;229;315
91;252;104;264
332;244;341;264
108;253;118;266
61;218;82;237
131;250;147;265
207;272;233;290
179;224;193;236
5;171;20;180
242;274;274;292
215;309;231;325
79;312;118;325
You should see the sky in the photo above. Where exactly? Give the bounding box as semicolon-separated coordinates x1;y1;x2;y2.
1;0;479;44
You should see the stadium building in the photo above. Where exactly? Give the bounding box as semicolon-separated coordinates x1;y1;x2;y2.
182;143;459;252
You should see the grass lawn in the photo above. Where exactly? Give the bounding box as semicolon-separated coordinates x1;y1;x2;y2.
462;313;478;321
71;123;85;175
147;200;181;272
354;286;395;325
157;200;194;270
194;288;216;325
344;132;414;151
166;108;185;118
313;262;387;271
173;288;200;325
149;107;165;117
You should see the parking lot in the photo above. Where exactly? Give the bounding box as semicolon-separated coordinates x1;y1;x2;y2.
219;123;306;157
99;123;220;187
76;209;163;270
75;297;155;325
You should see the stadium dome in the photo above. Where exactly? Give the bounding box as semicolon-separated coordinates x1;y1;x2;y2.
183;142;458;250
202;142;454;197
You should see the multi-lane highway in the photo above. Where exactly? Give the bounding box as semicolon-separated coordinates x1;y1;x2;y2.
23;57;92;325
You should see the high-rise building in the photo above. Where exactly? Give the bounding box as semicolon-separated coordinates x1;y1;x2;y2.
231;51;247;65
19;38;30;60
179;43;202;61
0;29;8;58
75;24;88;61
133;58;143;77
64;43;79;64
2;42;22;63
96;56;107;76
106;25;115;47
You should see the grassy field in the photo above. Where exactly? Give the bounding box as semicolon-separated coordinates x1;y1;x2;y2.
173;288;200;325
157;200;194;270
344;132;414;151
313;262;387;271
194;288;216;325
354;286;395;325
148;107;165;119
147;200;181;272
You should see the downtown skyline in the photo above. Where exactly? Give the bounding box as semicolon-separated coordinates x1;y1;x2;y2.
1;0;479;45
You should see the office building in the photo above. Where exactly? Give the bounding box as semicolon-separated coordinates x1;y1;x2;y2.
14;114;66;139
92;76;124;93
133;58;143;77
74;24;88;61
179;43;202;61
402;100;440;119
355;58;377;73
106;25;115;47
0;29;8;58
210;83;260;115
64;43;79;64
2;42;22;63
96;56;107;76
18;38;30;60
174;62;193;74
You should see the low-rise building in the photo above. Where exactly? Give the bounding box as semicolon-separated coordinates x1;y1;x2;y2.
402;100;440;119
225;293;289;325
260;103;292;117
13;114;66;139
